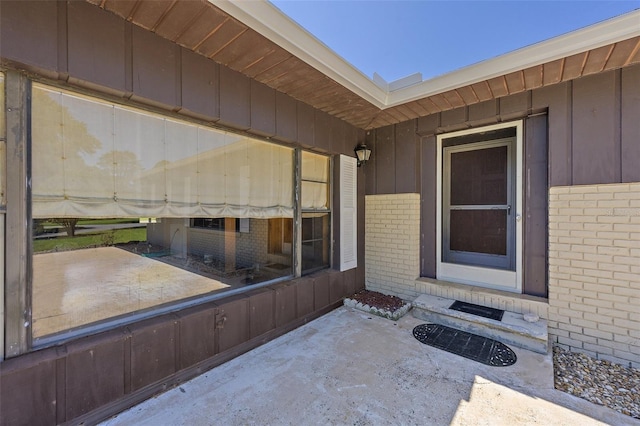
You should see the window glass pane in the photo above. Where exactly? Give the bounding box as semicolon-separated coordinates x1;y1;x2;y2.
450;146;508;206
450;210;507;255
451;146;508;205
301;213;330;273
31;84;294;340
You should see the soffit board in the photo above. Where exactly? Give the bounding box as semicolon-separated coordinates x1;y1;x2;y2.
88;0;640;130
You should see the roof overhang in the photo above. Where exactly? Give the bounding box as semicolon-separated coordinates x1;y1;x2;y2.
212;1;640;109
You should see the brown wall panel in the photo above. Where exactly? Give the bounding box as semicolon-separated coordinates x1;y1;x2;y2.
217;296;250;353
417;114;439;136
128;317;177;392
176;303;217;370
250;80;276;137
532;82;572;187
295;277;315;317
523;115;549;297
131;26;179;108
357;160;366;293
440;107;466;129
181;48;220;120
328;271;345;303
331;119;348;155
219;67;251;130
0;354;57;426
572;71;619;185
275;91;298;142
64;332;127;420
468;100;498;125
0;1;59;73
621;66;640;182
375;125;396;194
274;282;297;327
346;267;361;294
313;274;330;310
313;110;333;152
500;92;530;120
364;130;377;194
420;135;437;278
297;102;315;147
68;2;126;92
248;288;276;338
395;120;418;193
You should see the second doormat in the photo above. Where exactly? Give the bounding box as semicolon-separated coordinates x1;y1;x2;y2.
413;323;517;366
449;301;505;321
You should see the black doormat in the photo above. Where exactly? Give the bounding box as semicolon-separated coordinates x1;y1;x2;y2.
449;300;504;321
413;323;517;367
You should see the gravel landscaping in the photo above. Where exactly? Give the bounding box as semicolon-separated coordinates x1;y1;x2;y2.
553;346;640;419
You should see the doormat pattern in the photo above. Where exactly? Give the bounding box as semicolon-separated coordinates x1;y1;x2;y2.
413;323;517;367
449;300;505;321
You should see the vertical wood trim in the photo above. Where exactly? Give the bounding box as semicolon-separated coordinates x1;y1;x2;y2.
175;47;183;110
124;22;134;95
57;0;68;78
614;69;622;183
123;334;132;395
364;130;376;194
523;115;549;297
4;71;31;357
293;149;302;277
420;135;437;278
56;356;67;423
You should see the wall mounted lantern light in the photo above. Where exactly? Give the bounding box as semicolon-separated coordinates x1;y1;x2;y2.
354;144;371;167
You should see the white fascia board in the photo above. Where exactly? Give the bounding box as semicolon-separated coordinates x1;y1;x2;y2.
211;2;639;110
387;10;640;107
210;0;389;108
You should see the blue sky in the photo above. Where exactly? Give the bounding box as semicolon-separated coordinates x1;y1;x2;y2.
271;1;640;82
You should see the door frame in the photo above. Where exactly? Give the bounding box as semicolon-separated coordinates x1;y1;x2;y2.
436;121;523;293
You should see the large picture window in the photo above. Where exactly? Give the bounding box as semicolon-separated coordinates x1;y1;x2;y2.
29;84;329;343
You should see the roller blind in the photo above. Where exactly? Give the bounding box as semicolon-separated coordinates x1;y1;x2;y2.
31;84;294;219
301;151;329;210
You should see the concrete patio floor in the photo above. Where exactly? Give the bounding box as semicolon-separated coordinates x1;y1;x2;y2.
101;307;639;426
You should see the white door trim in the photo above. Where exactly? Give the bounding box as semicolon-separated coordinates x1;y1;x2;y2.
436;121;523;293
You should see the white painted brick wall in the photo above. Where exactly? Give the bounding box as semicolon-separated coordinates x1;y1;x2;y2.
549;182;640;368
365;193;421;301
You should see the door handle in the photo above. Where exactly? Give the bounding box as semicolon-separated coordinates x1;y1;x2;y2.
507;205;511;215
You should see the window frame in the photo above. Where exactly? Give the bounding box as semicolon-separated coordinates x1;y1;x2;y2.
3;77;336;356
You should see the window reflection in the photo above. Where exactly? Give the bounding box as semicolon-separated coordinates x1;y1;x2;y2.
30;84;298;339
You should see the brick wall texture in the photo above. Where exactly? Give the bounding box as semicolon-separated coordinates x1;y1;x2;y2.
365;193;421;301
549;182;640;368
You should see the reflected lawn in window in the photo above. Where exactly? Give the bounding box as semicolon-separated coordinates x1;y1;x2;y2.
32;217;293;338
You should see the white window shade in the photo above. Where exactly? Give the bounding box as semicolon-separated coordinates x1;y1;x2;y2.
301;151;329;210
339;154;357;271
31;85;294;219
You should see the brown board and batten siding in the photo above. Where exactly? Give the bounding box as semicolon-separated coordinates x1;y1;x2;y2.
365;64;640;298
0;1;365;425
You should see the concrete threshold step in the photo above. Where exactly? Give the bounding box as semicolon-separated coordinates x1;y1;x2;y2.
412;294;548;354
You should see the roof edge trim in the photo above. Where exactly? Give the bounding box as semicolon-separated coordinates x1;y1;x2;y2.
212;2;639;110
210;0;389;107
386;10;640;107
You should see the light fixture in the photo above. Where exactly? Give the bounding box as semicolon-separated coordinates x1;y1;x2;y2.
354;143;371;167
